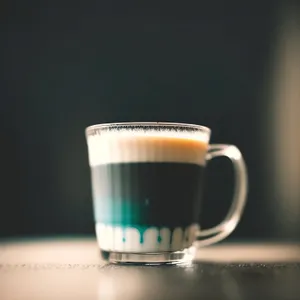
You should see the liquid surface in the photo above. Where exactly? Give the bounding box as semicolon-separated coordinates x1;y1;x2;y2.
87;131;208;166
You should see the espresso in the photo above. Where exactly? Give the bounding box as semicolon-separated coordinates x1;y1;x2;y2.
91;162;204;228
87;130;208;252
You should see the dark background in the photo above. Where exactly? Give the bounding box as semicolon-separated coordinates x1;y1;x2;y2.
1;0;298;241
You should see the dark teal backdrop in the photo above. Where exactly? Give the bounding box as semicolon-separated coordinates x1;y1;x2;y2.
0;0;284;240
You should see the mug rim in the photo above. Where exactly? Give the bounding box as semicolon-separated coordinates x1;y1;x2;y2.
85;122;211;136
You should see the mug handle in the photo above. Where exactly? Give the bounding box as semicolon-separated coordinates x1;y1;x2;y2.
196;144;248;247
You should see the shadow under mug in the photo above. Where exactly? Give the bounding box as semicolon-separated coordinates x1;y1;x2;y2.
85;122;248;265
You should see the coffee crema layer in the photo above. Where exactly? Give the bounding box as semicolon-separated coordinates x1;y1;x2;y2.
87;130;208;166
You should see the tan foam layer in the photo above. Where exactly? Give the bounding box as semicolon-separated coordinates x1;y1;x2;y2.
87;130;209;166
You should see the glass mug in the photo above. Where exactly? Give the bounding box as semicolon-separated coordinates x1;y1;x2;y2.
85;122;248;265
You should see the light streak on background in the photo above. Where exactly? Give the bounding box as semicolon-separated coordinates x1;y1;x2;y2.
266;3;300;238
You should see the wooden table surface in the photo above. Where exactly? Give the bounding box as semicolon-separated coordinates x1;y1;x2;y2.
1;237;300;300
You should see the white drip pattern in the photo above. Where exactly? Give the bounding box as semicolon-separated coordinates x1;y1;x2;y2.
95;223;199;252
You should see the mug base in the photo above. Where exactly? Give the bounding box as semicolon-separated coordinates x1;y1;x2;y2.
100;247;195;265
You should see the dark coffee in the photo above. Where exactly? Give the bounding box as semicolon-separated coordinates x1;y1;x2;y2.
91;162;204;227
87;131;208;252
